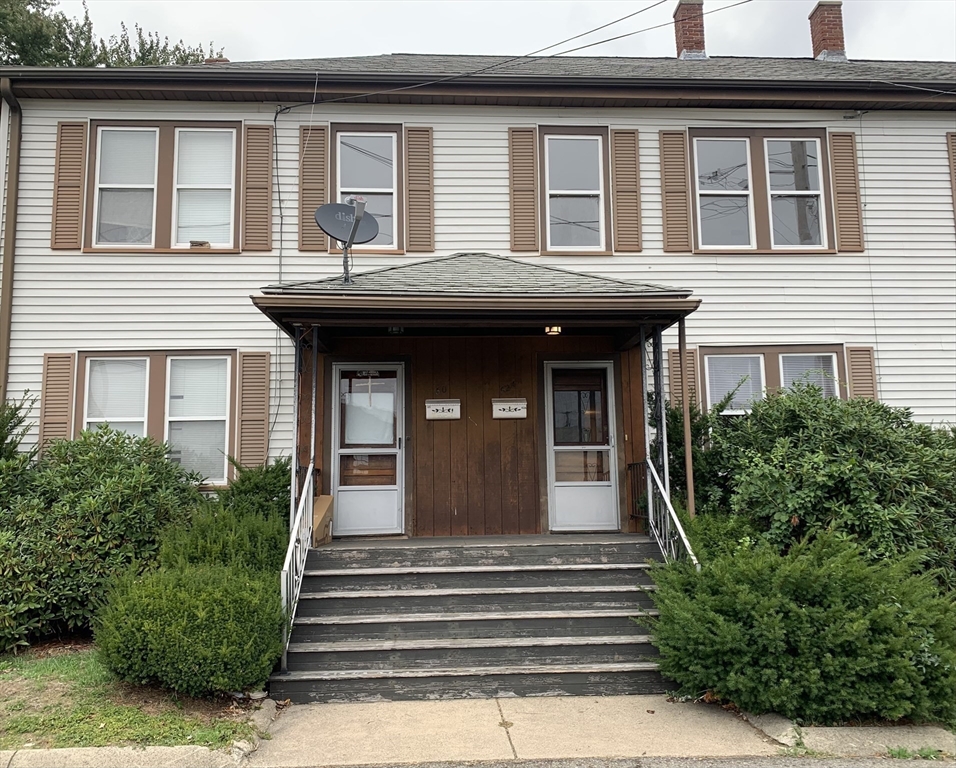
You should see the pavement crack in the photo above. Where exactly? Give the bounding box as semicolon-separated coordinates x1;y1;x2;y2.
3;750;16;768
495;697;518;759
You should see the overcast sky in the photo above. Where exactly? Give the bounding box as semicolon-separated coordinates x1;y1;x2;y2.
58;0;956;63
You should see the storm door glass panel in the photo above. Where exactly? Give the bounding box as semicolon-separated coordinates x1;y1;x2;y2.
340;370;398;448
174;129;235;246
338;134;395;247
695;138;753;247
85;358;147;436
766;139;824;247
546;136;603;249
552;369;608;446
166;357;229;482
781;353;837;398
96;128;157;245
706;355;764;414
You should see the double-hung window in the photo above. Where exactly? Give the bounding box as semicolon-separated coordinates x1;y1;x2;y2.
690;129;833;251
88;121;240;250
335;128;399;248
702;345;844;414
544;133;606;251
80;351;234;484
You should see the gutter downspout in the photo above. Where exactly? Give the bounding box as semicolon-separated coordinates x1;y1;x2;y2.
0;78;22;404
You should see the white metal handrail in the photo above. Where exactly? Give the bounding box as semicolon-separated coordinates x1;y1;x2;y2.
646;459;700;571
280;468;314;672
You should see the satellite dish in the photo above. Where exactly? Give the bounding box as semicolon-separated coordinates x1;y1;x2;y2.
314;203;379;245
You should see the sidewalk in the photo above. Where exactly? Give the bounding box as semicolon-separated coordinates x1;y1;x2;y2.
248;695;779;767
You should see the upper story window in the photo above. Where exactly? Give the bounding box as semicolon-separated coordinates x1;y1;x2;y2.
87;121;240;251
544;134;606;251
332;125;402;250
690;129;833;252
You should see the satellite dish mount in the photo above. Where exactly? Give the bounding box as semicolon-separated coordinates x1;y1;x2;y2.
314;198;380;285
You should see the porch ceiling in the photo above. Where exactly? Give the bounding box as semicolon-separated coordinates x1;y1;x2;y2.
251;253;700;348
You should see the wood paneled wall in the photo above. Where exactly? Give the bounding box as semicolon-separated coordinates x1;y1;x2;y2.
305;334;646;537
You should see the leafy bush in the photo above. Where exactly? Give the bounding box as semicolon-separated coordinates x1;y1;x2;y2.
95;565;283;697
0;427;202;652
158;500;287;573
0;392;35;462
652;534;956;725
216;456;291;524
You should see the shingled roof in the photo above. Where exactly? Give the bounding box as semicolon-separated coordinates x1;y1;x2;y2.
190;53;956;86
262;252;690;298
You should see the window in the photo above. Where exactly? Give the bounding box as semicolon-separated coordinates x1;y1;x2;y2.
79;351;235;484
544;135;606;251
700;345;847;414
87;121;240;250
690;129;833;251
332;125;402;250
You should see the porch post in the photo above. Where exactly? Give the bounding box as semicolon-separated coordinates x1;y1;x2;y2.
678;317;696;518
309;325;319;485
652;326;669;497
639;328;653;523
290;326;303;530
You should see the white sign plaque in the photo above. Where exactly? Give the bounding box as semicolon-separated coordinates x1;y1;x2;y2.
425;399;460;420
492;398;528;419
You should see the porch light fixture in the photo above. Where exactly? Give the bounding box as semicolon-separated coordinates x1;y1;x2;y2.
545;326;562;335
388;326;404;335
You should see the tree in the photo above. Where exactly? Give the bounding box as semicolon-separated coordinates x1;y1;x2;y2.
0;0;223;67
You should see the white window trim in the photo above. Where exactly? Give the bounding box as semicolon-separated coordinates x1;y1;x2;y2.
779;352;839;394
544;134;606;252
171;127;237;249
693;136;756;250
704;353;766;415
92;126;159;249
764;137;827;250
83;356;150;434
163;355;231;484
337;131;398;251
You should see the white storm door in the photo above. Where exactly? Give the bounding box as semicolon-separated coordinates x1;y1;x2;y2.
332;364;404;536
545;362;619;532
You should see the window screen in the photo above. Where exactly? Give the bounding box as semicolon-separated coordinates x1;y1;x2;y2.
175;129;235;246
781;353;837;397
85;358;148;435
166;357;229;482
338;134;395;247
706;355;764;413
546;136;603;249
96;129;157;245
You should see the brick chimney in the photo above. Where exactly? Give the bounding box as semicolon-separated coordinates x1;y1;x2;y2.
809;0;847;62
674;0;707;60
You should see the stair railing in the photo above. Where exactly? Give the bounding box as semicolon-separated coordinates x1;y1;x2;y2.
645;459;700;571
280;466;314;672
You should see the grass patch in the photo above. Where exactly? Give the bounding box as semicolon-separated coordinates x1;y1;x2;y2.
0;639;256;750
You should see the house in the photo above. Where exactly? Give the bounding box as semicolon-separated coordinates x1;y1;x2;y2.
1;0;954;700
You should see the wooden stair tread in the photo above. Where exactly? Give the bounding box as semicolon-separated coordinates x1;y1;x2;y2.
288;634;653;653
306;563;653;577
273;661;661;681
300;585;655;599
295;608;658;625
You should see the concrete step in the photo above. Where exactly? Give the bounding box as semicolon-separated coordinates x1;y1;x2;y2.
307;547;661;570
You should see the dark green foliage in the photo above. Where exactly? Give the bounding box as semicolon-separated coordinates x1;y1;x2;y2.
216;457;291;525
0;393;37;506
158;501;287;574
95;565;283;697
652;534;956;725
0;427;202;652
0;0;222;67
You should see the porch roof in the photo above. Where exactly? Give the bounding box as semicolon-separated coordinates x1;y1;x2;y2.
252;252;700;345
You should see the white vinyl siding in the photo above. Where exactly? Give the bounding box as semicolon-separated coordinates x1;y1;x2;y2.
5;102;955;461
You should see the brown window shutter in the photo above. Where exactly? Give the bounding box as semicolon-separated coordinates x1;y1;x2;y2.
667;348;698;405
829;132;865;252
38;353;76;449
51;123;87;250
611;130;642;252
509;127;538;252
299;126;328;251
846;346;878;400
241;124;273;251
659;131;691;252
947;133;956;222
236;351;271;468
405;127;434;252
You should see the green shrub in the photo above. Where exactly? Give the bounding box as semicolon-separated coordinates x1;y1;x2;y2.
0;427;203;652
216;456;291;525
652;534;956;725
158;500;287;573
0;393;37;506
95;565;283;697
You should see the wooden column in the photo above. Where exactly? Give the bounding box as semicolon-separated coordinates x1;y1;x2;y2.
678;317;696;518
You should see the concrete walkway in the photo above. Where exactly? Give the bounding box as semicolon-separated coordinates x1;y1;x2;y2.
248;695;779;767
